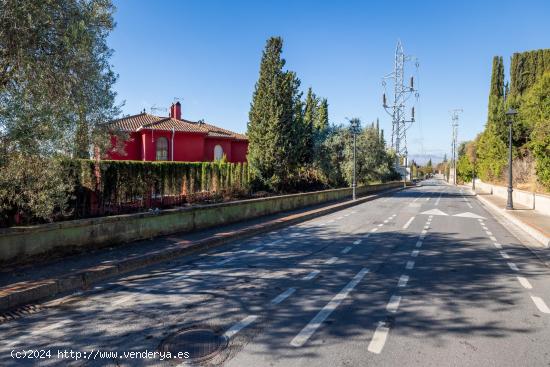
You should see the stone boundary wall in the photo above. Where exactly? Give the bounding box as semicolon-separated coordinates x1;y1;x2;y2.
473;180;550;216
0;182;403;262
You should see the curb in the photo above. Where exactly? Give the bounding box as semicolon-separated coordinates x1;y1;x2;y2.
0;187;404;313
476;194;550;248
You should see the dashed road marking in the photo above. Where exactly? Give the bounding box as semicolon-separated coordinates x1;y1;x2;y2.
411;250;419;257
530;295;550;314
403;216;415;229
303;270;320;281
368;322;390;354
398;275;409;287
517;276;533;289
341;246;352;254
489;236;497;242
406;260;415;270
507;262;519;271
499;251;510;259
494;243;503;249
271;288;296;305
223;315;258;339
353;240;362;245
216;258;233;266
386;295;401;313
486;231;493;236
290;268;369;347
415;240;423;248
370;228;378;233
326;257;338;265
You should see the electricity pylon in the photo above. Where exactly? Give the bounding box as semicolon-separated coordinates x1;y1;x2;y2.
382;40;419;172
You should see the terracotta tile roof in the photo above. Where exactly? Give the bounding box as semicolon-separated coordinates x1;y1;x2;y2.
109;112;247;141
109;113;160;131
143;118;210;133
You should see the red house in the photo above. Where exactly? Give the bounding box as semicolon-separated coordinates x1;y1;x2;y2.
107;102;248;163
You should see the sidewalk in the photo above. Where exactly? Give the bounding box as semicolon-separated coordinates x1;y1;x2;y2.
473;188;550;248
0;187;401;313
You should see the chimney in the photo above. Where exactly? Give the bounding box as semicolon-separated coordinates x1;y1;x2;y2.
169;101;182;120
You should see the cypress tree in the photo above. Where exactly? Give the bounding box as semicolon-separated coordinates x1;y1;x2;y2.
315;98;329;131
301;87;317;164
247;37;302;191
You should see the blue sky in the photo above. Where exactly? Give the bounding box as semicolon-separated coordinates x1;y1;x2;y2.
109;0;549;161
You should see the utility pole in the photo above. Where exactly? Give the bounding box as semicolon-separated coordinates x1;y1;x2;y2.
450;109;462;186
348;118;361;200
382;40;419;178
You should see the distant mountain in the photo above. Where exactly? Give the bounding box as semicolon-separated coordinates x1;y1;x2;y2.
407;154;446;166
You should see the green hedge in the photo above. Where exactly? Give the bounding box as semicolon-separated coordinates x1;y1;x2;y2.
68;159;251;205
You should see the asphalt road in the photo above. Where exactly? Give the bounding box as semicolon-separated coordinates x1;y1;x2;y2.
1;179;550;366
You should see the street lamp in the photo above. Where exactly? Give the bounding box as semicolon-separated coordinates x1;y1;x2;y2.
349;118;361;200
505;108;517;210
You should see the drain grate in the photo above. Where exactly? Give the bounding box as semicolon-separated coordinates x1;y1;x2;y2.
160;328;227;362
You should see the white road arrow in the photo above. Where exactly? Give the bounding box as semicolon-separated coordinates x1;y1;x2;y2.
453;212;486;219
420;209;448;216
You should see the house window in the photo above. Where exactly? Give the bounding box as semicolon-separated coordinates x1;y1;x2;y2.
156;137;168;161
214;144;224;160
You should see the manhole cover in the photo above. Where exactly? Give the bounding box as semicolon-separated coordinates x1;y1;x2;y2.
160;328;228;362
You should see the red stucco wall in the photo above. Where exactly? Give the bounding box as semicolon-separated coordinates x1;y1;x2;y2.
230;141;248;163
107;133;141;160
107;131;247;162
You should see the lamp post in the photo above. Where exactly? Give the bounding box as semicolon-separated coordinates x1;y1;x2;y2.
505;108;517;210
349;118;361;200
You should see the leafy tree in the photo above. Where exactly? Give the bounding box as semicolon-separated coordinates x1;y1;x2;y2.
0;0;120;222
520;72;550;189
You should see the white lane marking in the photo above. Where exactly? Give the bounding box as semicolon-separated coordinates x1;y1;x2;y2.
370;228;378;233
110;294;134;307
530;295;550;314
378;223;384;227
494;243;503;249
411;250;419;257
327;220;335;223
336;216;344;220
326;257;338;265
368;322;390;354
478;219;484;223
403;216;415;229
482;226;488;230
423;225;429;230
386;295;401;313
426;197;430;201
499;251;510;259
421;229;427;234
517;276;533;289
398;275;409;287
223;315;258;339
344;213;351;217
383;219;389;224
415;241;423;248
391;214;397;218
32;319;72;335
406;260;415;270
271;288;296;305
435;193;442;206
216;258;233;265
486;231;493;236
290;268;369;347
303;270;320;281
419;234;426;240
353;240;362;245
247;246;264;254
341;246;352;254
489;236;497;242
508;262;519;271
